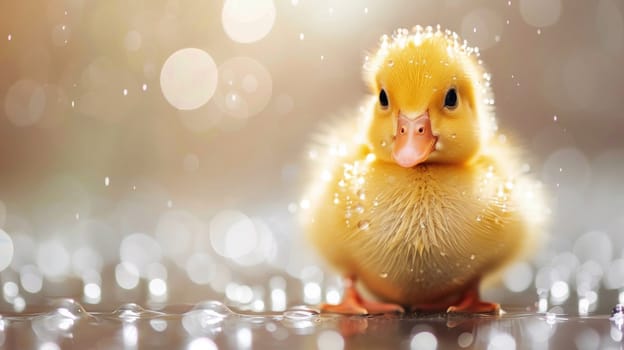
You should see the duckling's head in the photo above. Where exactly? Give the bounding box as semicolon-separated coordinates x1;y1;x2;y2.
365;26;495;167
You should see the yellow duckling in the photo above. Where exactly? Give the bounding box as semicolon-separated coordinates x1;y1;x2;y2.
301;26;547;314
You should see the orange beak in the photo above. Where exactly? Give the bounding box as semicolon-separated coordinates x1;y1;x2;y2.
392;112;437;168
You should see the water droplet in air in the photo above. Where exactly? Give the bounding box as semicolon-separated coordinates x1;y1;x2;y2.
553;115;558;121
387;60;394;67
380;272;388;278
355;204;364;214
537;29;541;35
380;140;388;147
357;220;370;230
450;133;457;139
104;177;110;186
123;88;128;96
299;33;304;40
470;254;475;260
476;215;482;222
357;189;365;200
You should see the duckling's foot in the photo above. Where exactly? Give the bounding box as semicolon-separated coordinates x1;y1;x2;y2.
446;284;501;315
320;276;404;315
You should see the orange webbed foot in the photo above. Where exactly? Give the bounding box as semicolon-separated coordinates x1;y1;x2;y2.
320;276;404;315
446;282;502;315
447;301;501;314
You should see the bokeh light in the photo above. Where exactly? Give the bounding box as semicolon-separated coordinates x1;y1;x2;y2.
213;57;273;119
160;48;218;111
519;0;561;27
0;230;13;272
221;0;276;44
4;80;46;127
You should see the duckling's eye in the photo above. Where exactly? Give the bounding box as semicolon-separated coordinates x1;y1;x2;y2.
444;88;458;110
379;89;389;109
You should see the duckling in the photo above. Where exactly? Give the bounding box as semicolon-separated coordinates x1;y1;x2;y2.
301;26;547;315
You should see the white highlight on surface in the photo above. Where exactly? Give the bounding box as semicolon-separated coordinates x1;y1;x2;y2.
187;337;218;350
0;230;13;272
123;323;138;348
222;0;276;44
39;342;61;350
317;330;344;350
150;319;168;333
410;331;438;350
488;332;516;350
236;327;252;348
160;48;218;110
519;0;561;27
457;332;474;348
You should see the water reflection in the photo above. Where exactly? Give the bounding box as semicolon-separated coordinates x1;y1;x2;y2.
0;298;622;348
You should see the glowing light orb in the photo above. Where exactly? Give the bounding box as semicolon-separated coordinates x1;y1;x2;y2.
160;48;218;110
222;0;276;44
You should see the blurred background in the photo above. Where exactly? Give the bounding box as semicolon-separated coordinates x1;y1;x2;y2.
0;0;623;316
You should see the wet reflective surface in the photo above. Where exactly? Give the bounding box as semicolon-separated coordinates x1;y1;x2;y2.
0;300;623;349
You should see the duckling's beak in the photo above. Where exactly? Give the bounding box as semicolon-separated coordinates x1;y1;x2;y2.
392;112;437;168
